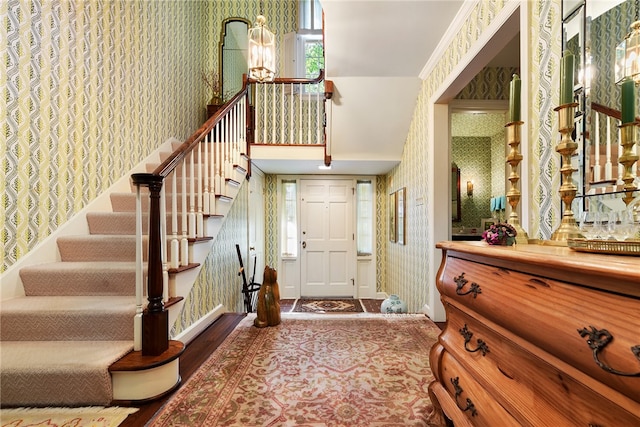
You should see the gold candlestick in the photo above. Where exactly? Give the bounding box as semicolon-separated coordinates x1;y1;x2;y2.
549;102;584;244
505;120;529;244
618;122;639;206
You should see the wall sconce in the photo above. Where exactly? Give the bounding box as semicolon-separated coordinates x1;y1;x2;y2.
467;180;474;197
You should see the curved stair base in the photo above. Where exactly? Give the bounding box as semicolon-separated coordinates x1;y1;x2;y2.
109;340;185;403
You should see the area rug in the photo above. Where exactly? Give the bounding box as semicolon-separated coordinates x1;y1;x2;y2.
149;313;440;426
292;298;364;313
0;406;138;427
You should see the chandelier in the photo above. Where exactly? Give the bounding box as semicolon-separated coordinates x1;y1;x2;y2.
248;15;276;82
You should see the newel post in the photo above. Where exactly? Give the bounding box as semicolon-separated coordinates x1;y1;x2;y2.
132;173;169;356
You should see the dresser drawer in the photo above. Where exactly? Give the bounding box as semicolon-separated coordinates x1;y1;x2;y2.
441;302;640;426
439;255;640;401
438;350;521;426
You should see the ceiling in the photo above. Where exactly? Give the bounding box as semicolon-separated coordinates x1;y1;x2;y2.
252;1;473;175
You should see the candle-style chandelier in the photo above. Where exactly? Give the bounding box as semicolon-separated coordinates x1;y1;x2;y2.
615;0;640;84
248;15;276;82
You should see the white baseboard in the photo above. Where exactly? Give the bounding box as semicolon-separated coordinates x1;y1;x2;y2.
173;304;227;345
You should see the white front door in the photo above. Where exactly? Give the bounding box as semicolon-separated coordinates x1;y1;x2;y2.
300;179;354;297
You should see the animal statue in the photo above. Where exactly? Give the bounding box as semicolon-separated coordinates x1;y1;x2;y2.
254;266;281;328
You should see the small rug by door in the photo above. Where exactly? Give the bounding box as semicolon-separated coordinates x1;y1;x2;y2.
0;406;138;427
149;313;440;426
292;298;364;313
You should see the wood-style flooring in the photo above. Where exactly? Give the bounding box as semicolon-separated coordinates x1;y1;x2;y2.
118;312;245;426
117;299;444;426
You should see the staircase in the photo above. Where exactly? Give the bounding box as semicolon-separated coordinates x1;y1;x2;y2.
0;74;330;408
0;134;249;408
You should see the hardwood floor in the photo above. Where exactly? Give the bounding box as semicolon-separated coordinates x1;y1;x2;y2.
117;301;445;426
117;313;245;426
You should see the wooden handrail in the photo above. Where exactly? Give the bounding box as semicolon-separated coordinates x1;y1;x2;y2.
592;102;639;124
153;81;251;179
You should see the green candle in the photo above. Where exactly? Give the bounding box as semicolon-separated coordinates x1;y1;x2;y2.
621;78;636;124
560;50;575;105
509;74;521;122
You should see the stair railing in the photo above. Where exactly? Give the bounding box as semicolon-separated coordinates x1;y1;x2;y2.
130;71;333;356
589;102;639;188
131;80;250;356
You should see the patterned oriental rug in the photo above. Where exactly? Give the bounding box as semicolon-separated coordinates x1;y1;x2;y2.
149;313;440;427
292;298;364;313
0;406;138;427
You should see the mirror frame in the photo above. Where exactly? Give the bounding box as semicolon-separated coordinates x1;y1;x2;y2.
219;17;251;102
452;163;461;222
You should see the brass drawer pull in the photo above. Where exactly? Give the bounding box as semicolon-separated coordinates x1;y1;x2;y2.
454;273;482;298
460;324;490;356
451;377;478;417
577;326;640;377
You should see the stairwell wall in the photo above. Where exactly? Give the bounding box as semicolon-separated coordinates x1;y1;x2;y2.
1;1;212;273
1;0;298;274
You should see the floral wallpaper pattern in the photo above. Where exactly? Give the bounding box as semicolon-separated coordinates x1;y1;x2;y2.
1;0;297;273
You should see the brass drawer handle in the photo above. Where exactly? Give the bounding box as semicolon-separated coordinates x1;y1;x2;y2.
460;324;490;356
577;326;640;377
454;273;482;298
451;377;478;417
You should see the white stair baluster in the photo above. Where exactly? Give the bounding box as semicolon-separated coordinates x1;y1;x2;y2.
196;142;204;238
134;184;143;351
180;156;189;265
170;168;179;269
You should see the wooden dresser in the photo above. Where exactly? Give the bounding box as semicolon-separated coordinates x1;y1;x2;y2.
428;241;640;427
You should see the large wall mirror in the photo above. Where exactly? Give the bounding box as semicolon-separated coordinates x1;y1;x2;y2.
219;18;250;101
563;0;638;209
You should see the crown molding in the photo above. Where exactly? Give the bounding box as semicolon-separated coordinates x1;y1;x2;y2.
419;0;479;80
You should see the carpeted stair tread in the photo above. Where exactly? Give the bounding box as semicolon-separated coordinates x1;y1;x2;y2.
0;296;135;341
57;235;141;262
87;212;148;235
110;192;188;212
87;211;185;235
19;262;141;296
0;340;133;406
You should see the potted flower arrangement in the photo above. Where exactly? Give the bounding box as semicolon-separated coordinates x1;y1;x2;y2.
482;222;517;246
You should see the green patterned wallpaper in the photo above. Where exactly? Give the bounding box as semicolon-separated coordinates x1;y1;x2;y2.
453;136;493;227
456;67;519;99
1;1;208;272
1;0;297;273
451;112;507;228
386;0;561;313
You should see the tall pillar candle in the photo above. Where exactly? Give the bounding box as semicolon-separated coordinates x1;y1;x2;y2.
509;74;521;122
621;78;636;124
560;50;575;105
